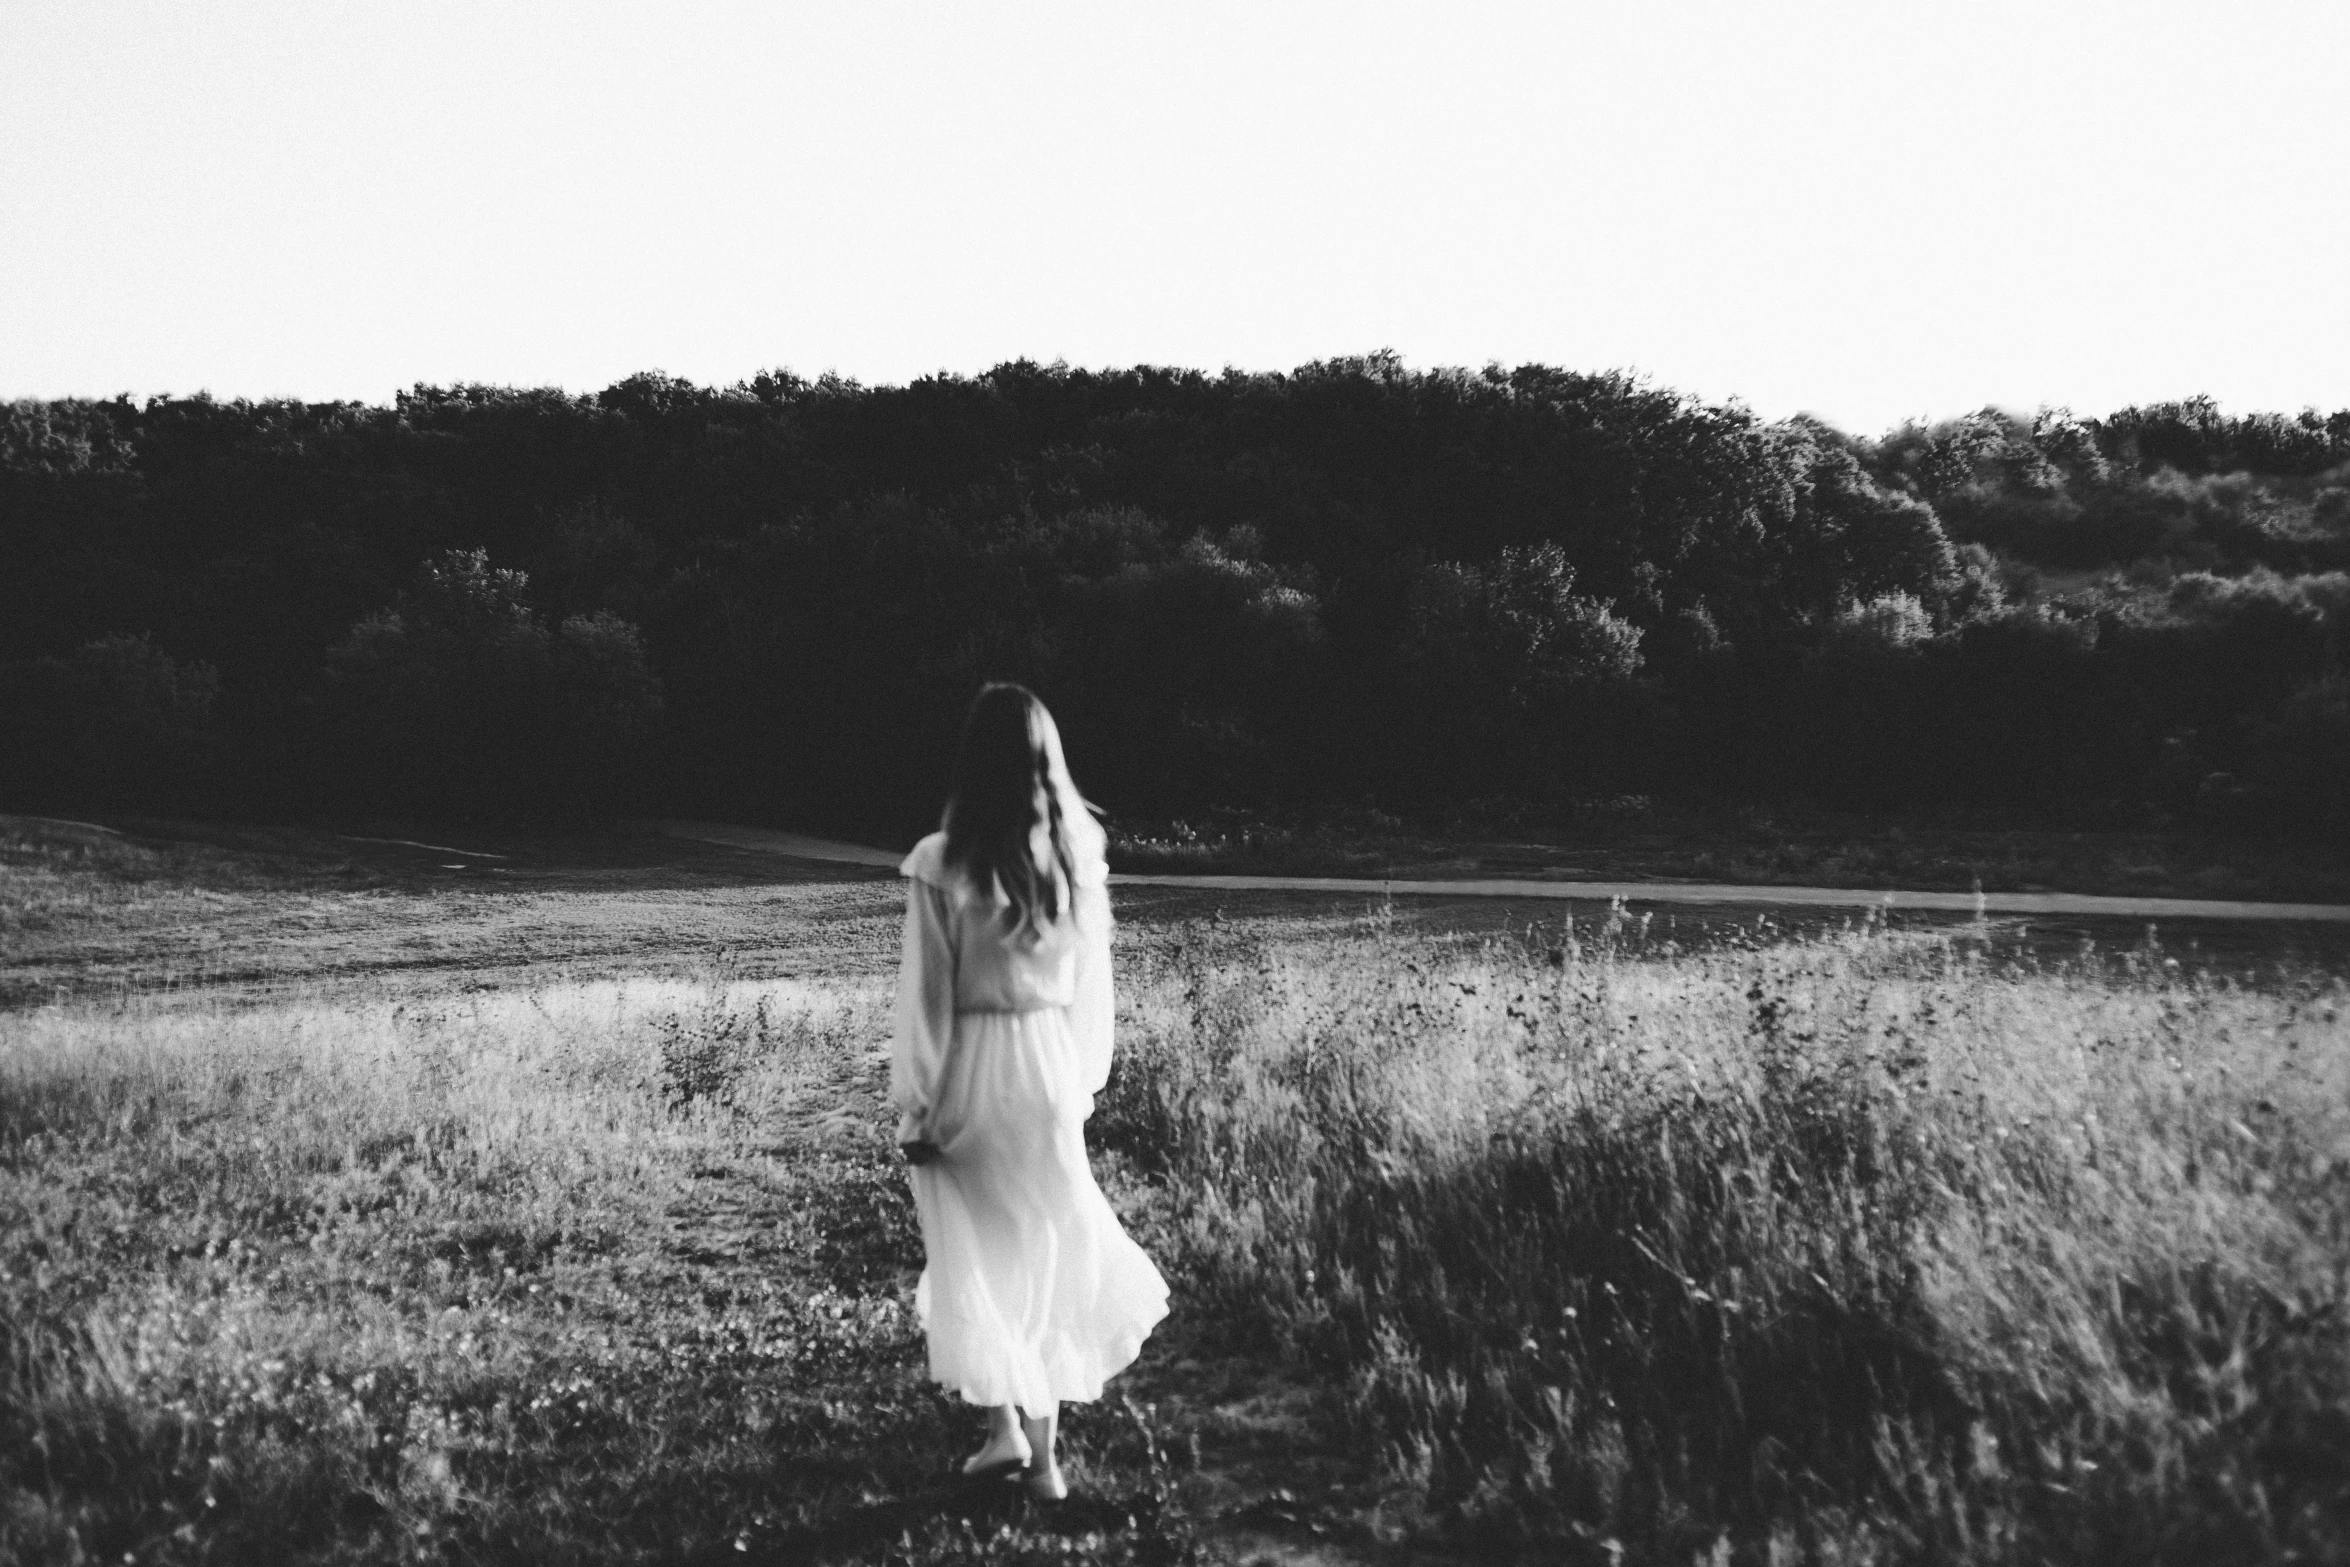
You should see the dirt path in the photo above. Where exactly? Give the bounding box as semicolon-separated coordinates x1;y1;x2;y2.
656;819;2350;924
630;987;1382;1564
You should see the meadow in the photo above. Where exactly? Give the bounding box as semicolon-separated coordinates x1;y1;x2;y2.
5;817;2348;1564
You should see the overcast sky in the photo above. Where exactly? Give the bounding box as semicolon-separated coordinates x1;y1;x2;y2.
4;1;2344;434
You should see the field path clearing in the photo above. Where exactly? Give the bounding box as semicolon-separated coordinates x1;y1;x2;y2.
657;819;2350;924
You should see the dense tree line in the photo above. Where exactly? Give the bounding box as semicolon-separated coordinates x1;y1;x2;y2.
4;358;2347;839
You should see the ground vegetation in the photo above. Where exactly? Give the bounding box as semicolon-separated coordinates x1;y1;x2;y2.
5;819;2345;1564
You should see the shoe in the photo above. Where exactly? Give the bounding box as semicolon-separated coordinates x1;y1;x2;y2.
961;1429;1031;1479
1022;1461;1068;1501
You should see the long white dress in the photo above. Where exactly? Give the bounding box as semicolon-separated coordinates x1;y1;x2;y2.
891;819;1169;1411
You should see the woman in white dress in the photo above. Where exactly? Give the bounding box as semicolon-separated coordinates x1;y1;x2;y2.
892;683;1169;1500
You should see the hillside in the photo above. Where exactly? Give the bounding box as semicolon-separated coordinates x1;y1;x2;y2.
6;369;2348;840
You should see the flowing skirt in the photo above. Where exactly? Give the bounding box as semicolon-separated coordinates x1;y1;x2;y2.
909;1007;1168;1410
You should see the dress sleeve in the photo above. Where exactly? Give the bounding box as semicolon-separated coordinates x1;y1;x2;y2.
891;875;958;1143
1068;860;1116;1097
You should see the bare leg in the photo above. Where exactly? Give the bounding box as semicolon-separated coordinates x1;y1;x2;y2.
1019;1403;1066;1500
962;1403;1031;1476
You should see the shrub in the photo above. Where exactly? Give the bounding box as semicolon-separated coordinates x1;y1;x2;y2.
321;550;661;818
1397;543;1646;797
1828;591;1934;652
2235;675;2350;837
1049;532;1329;812
1408;542;1646;699
0;636;220;814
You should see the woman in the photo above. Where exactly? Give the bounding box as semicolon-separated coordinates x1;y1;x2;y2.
892;683;1169;1500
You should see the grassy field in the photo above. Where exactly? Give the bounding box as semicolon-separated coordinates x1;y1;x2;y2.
5;816;2349;1564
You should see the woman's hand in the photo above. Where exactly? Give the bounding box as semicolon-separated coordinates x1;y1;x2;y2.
895;1106;935;1164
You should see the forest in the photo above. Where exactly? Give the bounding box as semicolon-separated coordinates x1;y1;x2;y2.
5;355;2348;841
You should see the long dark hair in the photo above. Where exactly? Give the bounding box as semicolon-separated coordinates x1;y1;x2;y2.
941;683;1082;936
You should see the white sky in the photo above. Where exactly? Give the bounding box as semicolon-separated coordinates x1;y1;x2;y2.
3;1;2345;435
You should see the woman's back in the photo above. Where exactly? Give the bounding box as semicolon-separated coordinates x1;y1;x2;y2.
899;829;1104;1015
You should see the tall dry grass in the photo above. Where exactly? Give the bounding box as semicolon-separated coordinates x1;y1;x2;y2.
7;898;2349;1563
0;976;930;1563
1099;908;2350;1562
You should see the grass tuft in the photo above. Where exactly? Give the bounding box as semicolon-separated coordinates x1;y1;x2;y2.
1103;909;2350;1561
